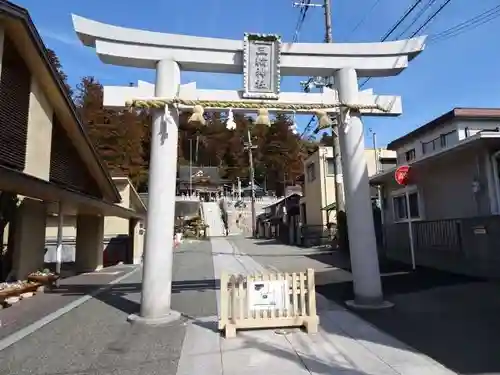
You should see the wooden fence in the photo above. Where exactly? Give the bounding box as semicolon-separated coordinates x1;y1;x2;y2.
218;269;319;338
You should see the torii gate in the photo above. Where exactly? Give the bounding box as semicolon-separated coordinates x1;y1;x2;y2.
72;15;426;324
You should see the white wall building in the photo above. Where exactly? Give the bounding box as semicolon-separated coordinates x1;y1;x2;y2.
301;146;396;227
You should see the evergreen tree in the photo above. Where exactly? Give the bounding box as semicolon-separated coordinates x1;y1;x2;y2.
74;76;147;186
46;48;73;97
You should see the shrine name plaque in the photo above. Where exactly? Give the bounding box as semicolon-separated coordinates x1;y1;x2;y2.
243;33;281;100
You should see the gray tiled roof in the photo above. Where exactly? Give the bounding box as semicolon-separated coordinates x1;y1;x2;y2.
138;193;200;218
177;166;222;183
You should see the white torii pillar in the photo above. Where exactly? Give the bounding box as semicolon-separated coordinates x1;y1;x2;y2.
128;59;182;324
336;68;391;308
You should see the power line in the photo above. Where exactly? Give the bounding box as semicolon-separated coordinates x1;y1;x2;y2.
348;0;384;39
290;0;316;138
428;4;500;44
394;0;438;39
325;0;425;96
409;0;454;37
360;0;454;88
292;0;312;42
291;0;323;138
303;0;424;138
357;0;424;92
380;0;424;41
300;116;316;138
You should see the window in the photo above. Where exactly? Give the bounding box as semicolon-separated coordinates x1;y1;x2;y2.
379;158;396;172
326;158;335;175
440;130;457;148
393;191;420;222
421;130;458;155
405;149;416;162
422;138;438;154
306;163;316;182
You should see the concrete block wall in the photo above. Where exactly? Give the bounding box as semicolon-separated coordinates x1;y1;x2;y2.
226;201;269;236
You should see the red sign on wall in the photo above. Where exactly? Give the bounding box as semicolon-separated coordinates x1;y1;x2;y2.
395;165;411;186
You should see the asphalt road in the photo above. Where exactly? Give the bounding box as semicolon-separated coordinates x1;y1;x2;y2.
315;262;500;375
0;239;217;375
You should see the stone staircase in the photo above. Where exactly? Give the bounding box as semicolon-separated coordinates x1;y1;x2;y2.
226;207;246;235
201;202;225;237
225;201;270;236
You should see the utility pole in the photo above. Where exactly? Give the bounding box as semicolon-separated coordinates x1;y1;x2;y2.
244;128;257;236
189;139;193;194
295;0;345;214
323;0;345;218
294;0;347;249
323;0;333;43
283;172;287;196
369;128;379;174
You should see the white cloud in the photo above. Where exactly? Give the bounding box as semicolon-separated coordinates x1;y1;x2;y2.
39;28;81;47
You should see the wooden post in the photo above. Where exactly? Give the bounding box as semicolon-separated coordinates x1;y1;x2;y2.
305;268;318;333
218;272;229;330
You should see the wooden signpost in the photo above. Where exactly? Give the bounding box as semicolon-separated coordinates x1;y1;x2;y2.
218;269;319;338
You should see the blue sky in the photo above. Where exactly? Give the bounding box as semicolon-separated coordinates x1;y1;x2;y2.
14;0;500;146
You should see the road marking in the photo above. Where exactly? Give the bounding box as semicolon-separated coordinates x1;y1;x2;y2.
0;266;140;352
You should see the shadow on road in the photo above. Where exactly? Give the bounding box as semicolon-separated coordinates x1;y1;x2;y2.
222;237;500;374
312;249;500;375
46;278;220;317
191;317;371;375
14;236;500;375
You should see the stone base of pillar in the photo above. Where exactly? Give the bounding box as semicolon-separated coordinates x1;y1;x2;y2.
127;310;181;326
345;299;394;310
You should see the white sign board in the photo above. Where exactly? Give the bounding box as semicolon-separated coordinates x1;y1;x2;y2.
248;280;289;311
